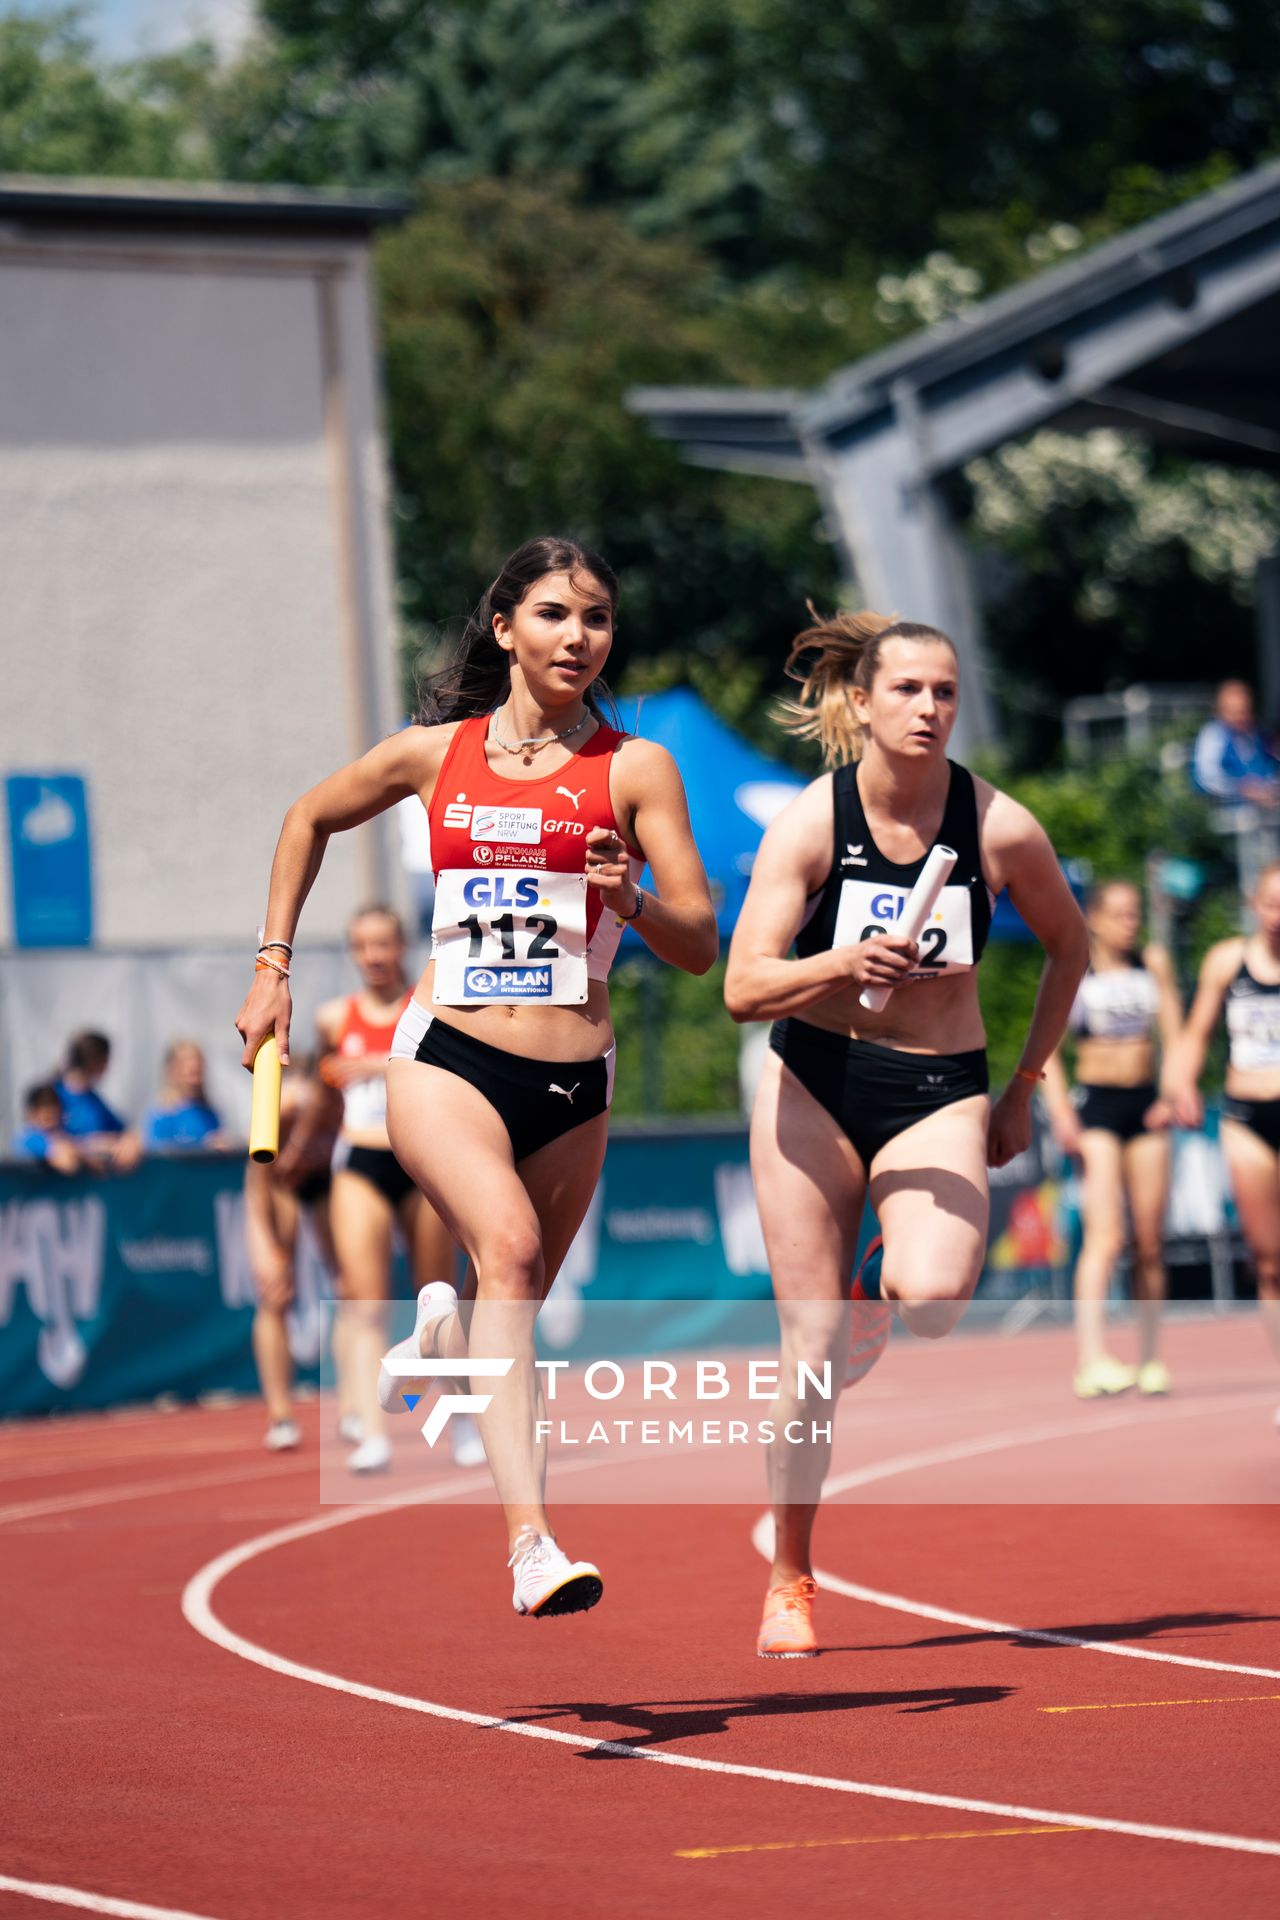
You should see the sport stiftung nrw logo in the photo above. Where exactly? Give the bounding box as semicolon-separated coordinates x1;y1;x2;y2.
379;1357;514;1446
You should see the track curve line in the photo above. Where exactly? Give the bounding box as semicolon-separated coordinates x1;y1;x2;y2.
749;1388;1280;1682
0;1871;228;1919
181;1492;1280;1860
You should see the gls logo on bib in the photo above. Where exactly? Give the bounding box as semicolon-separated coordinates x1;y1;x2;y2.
833;879;974;977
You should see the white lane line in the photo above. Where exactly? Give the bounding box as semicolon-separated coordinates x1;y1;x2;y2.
180;1491;1280;1859
0;1461;308;1529
748;1388;1280;1682
804;1558;1280;1685
818;1387;1278;1494
0;1873;226;1918
0;1438;271;1486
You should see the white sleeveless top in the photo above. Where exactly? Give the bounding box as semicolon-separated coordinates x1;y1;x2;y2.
1068;962;1160;1042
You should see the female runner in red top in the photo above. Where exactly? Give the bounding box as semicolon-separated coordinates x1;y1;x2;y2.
236;536;717;1618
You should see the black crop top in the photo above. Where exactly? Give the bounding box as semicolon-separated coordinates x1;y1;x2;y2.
796;759;994;985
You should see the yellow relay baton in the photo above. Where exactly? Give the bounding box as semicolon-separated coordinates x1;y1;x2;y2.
249;1035;282;1164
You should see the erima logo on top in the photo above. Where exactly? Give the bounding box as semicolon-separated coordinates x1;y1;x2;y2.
443;796;585;839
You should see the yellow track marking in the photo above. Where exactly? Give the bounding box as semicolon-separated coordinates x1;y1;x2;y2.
1042;1694;1280;1715
677;1824;1085;1860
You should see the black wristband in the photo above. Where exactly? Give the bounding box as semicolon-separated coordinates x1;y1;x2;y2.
618;886;645;923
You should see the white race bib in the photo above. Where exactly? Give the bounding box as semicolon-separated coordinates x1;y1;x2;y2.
1227;997;1280;1072
833;878;974;980
431;868;588;1006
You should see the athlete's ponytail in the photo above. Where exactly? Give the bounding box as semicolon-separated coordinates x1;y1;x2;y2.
415;536;619;727
778;604;954;766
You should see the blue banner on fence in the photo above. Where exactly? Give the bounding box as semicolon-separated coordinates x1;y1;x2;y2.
0;1156;333;1414
5;773;94;947
0;1117;1186;1417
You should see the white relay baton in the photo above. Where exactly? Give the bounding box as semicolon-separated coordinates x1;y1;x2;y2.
858;844;958;1012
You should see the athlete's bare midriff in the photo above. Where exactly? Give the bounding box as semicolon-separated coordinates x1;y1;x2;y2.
412;961;615;1062
1224;1065;1280;1103
1073;1034;1158;1086
794;967;986;1056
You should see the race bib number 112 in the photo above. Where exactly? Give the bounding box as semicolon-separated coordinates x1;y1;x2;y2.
432;868;589;1005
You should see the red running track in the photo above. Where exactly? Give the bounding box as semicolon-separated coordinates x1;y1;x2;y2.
3;1312;1280;1920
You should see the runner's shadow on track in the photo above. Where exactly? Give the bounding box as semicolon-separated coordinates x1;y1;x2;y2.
508;1684;1014;1751
865;1610;1280;1653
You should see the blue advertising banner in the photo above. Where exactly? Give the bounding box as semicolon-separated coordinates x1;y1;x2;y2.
2;1120;1223;1418
0;1156;332;1415
5;773;93;947
0;1136;794;1414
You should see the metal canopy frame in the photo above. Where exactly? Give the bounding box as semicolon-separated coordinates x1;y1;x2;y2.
629;162;1280;753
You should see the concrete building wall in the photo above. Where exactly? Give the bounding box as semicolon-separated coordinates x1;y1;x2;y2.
0;221;404;948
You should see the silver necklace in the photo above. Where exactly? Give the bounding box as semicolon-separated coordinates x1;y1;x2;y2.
490;707;591;755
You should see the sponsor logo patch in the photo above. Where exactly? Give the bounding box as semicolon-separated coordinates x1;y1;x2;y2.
463;964;554;1001
471;805;542;844
492;846;548;868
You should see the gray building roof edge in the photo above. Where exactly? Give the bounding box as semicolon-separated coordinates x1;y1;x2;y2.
0;173;411;233
627;159;1280;448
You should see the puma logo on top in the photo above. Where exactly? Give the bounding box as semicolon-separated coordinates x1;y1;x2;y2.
556;786;587;811
840;843;868;867
548;1082;580;1103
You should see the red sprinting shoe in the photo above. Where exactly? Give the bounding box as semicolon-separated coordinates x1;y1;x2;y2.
845;1235;891;1389
757;1576;818;1658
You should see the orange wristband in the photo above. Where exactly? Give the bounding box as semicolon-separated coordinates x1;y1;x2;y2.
1013;1066;1045;1085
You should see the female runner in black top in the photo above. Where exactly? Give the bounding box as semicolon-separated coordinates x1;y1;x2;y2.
726;607;1088;1657
1167;860;1280;1429
1042;881;1182;1401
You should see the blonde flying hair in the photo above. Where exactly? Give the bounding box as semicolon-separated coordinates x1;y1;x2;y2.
780;604;956;766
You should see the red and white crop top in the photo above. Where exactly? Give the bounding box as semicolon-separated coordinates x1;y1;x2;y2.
334;991;410;1129
425;715;641;1006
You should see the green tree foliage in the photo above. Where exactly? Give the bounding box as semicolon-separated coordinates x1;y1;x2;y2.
0;10;196;175
967;433;1280;758
658;0;1278;268
249;0;1280;275
975;754;1235;1085
217;0;651;195
377;179;835;693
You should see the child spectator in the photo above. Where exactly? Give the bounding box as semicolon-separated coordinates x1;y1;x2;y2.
11;1084;82;1174
142;1040;230;1151
54;1031;140;1170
